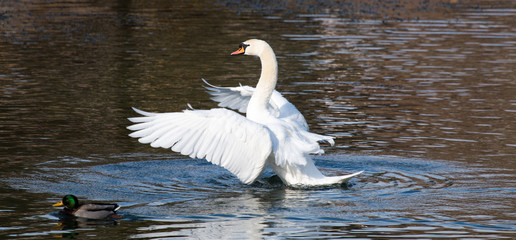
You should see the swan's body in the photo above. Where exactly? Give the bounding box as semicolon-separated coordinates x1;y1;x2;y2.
128;39;362;187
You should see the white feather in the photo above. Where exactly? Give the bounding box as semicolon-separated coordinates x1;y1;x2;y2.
128;39;362;187
128;108;272;184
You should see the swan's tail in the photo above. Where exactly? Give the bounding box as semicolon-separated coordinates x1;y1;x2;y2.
323;170;364;185
270;155;364;187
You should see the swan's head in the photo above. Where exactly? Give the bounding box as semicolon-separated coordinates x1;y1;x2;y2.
231;39;270;57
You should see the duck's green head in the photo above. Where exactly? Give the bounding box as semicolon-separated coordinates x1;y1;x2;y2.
53;195;79;209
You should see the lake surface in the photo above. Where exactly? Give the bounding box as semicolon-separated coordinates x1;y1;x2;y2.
1;0;515;239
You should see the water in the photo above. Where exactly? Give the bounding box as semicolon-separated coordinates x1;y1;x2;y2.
1;0;515;239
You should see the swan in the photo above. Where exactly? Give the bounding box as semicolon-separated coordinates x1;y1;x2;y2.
127;39;363;187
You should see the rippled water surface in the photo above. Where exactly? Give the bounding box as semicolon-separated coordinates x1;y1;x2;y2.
1;0;515;239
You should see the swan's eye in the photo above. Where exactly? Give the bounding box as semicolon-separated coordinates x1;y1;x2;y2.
239;43;250;49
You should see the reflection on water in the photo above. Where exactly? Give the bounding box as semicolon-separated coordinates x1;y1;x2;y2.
4;154;515;238
278;13;516;163
1;0;515;239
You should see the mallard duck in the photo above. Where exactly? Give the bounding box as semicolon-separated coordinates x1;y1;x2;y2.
127;39;363;187
53;195;120;219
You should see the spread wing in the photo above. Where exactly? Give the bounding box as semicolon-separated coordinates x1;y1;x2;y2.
202;78;256;114
202;78;309;130
127;107;272;184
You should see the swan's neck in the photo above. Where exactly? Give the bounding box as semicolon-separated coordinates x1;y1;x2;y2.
247;46;278;120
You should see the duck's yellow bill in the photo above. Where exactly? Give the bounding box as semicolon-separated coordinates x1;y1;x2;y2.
53;201;64;207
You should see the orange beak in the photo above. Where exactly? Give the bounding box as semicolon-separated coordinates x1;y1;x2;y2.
53;200;64;207
231;46;245;55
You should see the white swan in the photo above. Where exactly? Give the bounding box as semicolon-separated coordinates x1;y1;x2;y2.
127;39;362;187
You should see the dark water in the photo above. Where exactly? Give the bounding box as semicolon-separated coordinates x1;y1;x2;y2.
1;0;515;239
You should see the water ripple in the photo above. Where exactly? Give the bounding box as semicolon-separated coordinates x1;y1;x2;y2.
1;1;515;239
4;153;514;238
